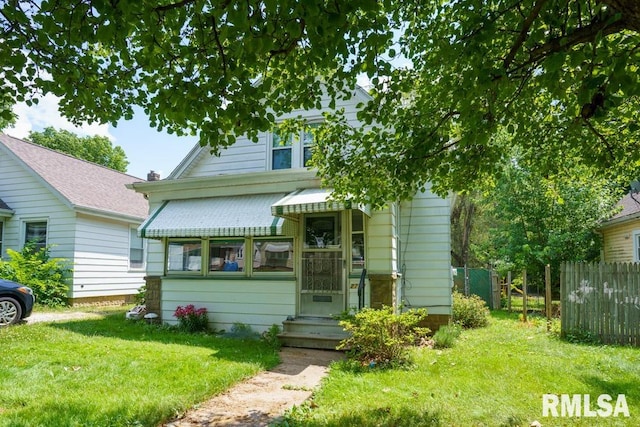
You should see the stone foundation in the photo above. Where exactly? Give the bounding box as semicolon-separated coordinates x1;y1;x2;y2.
68;294;135;307
144;276;162;320
368;273;397;309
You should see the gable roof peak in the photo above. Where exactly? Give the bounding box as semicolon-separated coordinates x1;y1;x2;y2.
0;133;148;220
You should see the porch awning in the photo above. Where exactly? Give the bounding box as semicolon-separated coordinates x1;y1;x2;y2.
271;188;371;217
139;193;287;238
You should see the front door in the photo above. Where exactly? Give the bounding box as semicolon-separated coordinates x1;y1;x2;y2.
299;213;345;317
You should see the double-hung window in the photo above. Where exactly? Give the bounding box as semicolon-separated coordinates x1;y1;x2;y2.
634;230;640;262
0;221;3;258
25;221;47;252
270;123;319;170
130;227;145;269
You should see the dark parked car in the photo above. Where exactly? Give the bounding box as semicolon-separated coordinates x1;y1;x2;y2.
0;279;35;326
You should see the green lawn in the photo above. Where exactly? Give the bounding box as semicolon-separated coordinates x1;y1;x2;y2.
3;309;638;427
0;311;279;427
282;311;640;426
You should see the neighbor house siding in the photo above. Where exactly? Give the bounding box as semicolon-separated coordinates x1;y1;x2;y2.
161;278;296;332
601;220;640;263
399;187;452;315
71;214;146;299
0;151;75;261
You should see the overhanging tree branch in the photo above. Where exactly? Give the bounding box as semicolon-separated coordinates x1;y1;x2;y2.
503;0;548;69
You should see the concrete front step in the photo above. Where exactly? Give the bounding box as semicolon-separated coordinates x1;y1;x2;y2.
279;317;350;350
277;331;349;350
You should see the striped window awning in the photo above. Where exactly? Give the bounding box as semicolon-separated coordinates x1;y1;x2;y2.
139;193;286;238
271;188;371;217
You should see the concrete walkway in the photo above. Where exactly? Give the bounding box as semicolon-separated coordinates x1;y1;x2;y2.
164;347;344;427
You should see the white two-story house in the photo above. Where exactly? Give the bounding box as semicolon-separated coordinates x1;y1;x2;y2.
130;85;452;347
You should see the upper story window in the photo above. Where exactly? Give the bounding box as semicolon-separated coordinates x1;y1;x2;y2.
25;221;47;252
270;123;319;170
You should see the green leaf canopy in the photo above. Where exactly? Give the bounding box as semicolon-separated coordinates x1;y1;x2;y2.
2;1;640;205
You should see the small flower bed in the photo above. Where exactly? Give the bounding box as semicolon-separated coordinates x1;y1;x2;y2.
173;304;209;333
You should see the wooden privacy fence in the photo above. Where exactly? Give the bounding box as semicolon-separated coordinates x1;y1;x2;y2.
561;262;640;346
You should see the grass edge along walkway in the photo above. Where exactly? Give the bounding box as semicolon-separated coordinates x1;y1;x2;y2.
0;311;280;427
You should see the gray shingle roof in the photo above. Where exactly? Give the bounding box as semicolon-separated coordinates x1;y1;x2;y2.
0;134;148;220
0;197;11;211
610;191;640;221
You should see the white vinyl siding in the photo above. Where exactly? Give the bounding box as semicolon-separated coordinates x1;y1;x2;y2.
177;89;367;179
161;278;296;333
399;186;452;315
0;151;75;263
71;215;145;298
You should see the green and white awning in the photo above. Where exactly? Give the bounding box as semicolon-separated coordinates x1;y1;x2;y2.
271;188;371;217
139;193;286;238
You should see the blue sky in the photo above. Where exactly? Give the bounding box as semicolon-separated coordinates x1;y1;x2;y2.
8;95;198;179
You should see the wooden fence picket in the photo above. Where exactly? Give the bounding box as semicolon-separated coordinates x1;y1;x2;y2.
561;261;640;346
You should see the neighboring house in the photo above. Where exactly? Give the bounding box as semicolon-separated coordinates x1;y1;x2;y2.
130;86;452;346
0;134;149;304
600;191;640;263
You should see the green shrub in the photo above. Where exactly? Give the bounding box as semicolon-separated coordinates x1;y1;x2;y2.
452;291;490;328
261;324;282;349
337;306;430;367
134;285;146;305
432;323;462;348
224;322;259;339
0;244;70;307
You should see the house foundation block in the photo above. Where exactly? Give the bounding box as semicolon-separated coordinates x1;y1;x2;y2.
368;273;397;309
144;276;162;320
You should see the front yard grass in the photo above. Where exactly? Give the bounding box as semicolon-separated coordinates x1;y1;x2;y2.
0;311;279;427
283;311;640;426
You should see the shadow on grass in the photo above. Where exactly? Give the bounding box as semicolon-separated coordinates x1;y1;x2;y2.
281;406;441;427
581;375;640;404
47;311;280;367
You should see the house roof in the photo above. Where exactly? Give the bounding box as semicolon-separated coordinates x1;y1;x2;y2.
611;192;640;220
0;197;11;211
600;191;640;228
0;134;148;221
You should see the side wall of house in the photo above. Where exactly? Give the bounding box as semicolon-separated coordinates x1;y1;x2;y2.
366;207;394;274
601;220;640;263
399;186;452;317
71;214;146;302
0;150;76;267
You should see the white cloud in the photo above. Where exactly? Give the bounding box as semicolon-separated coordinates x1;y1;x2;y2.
6;94;114;141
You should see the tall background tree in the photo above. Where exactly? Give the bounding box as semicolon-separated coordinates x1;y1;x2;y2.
451;152;620;292
28;127;129;172
1;1;639;204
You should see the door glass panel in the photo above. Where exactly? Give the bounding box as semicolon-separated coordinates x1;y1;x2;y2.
305;215;340;249
302;252;342;292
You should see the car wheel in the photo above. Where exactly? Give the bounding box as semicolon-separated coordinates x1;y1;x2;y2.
0;297;22;326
